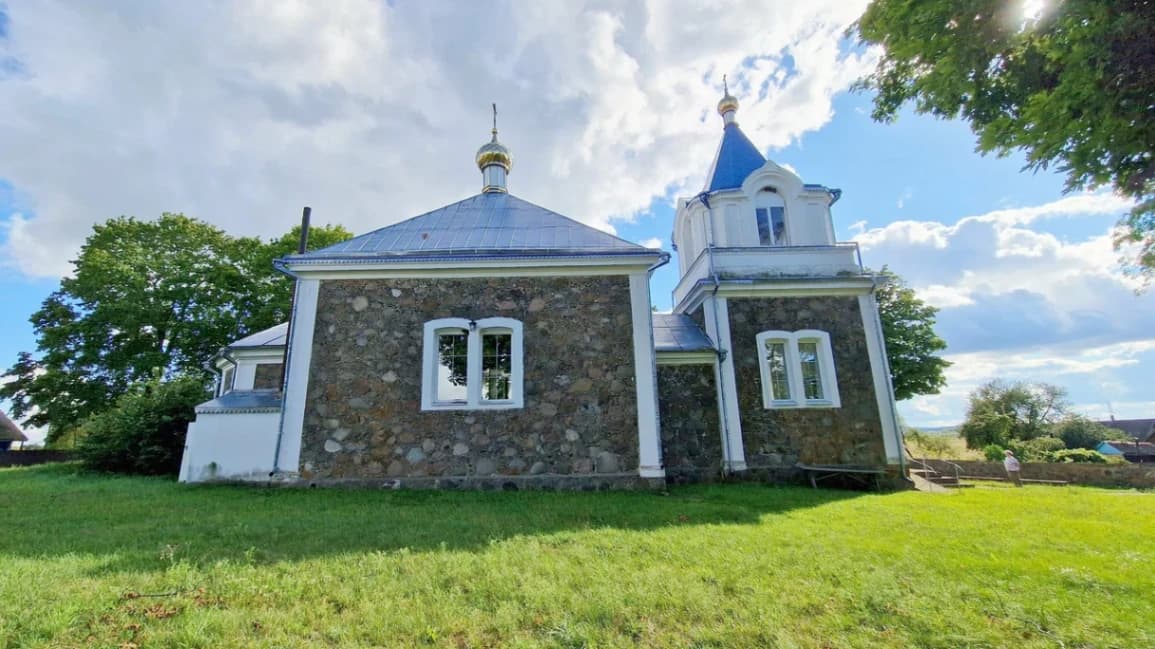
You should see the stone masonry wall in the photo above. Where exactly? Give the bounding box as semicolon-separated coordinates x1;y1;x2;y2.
921;459;1155;489
727;296;886;468
658;363;722;483
253;363;283;390
300;276;639;481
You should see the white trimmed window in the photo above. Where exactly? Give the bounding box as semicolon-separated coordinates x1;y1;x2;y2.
754;187;787;246
421;317;524;411
755;330;840;409
219;365;235;396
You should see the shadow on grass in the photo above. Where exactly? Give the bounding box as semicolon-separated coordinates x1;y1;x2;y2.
0;463;873;574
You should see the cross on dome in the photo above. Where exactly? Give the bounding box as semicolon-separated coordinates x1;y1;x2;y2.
476;103;512;193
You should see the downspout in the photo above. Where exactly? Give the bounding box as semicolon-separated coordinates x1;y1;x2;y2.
271;206;310;476
698;191;735;476
868;274;907;479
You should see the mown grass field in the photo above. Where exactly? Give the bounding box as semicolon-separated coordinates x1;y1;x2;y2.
1;465;1151;648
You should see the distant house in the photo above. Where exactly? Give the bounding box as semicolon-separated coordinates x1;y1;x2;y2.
0;411;29;451
1096;441;1155;463
1097;418;1155;443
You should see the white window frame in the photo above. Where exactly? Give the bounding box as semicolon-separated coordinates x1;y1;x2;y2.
219;365;235;397
755;329;840;409
754;187;788;246
421;317;524;411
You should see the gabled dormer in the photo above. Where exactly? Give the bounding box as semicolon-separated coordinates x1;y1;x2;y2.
671;84;862;308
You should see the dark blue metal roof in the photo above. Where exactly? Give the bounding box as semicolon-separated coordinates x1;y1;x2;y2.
703;123;766;192
195;390;282;414
285;192;652;264
652;313;715;353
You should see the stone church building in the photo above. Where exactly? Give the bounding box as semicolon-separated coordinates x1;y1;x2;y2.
180;90;904;487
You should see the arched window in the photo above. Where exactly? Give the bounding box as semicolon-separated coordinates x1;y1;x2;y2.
755;330;840;409
754;187;787;246
421;317;524;410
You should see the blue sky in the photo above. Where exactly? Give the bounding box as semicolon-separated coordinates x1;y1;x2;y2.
2;1;1152;444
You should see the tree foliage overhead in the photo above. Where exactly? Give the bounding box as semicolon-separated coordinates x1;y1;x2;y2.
874;266;951;400
855;0;1155;281
0;214;352;442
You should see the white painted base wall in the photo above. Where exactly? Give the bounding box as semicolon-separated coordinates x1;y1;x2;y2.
179;412;281;483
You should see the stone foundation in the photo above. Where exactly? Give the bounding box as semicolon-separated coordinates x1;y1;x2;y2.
726;295;887;469
658;363;723;483
300;276;640;481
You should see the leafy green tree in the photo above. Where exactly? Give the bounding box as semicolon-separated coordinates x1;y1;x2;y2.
236;223;354;333
1052;415;1115;450
959;379;1068;449
854;0;1155;282
875;267;951;400
0;214;352;443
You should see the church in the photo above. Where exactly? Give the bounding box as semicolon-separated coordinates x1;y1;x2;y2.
179;88;905;488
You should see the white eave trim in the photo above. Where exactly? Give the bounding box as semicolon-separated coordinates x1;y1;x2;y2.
655;350;717;365
280;253;665;279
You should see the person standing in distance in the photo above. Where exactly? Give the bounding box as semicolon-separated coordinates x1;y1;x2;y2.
1003;449;1023;487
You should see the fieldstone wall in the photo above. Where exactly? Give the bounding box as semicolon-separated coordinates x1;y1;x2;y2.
921;459;1155;489
253;363;283;390
658;363;723;483
727;296;886;468
300;276;640;482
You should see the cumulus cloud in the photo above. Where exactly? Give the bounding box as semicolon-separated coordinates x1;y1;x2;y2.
861;193;1155;425
0;0;873;278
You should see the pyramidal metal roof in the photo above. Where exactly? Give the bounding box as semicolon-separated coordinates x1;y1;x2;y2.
703;123;766;193
285;192;655;264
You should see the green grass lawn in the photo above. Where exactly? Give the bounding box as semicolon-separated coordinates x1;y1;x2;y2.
1;465;1151;648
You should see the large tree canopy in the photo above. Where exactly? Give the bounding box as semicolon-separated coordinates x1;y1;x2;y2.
855;0;1155;281
0;214;351;442
959;379;1068;449
875;267;951;400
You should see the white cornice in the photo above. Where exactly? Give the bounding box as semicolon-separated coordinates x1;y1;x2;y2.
676;276;874;314
281;254;664;280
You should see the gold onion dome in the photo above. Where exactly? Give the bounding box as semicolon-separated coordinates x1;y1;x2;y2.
476;129;512;173
717;74;739;116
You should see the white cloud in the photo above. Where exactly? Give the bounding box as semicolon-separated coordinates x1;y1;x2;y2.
0;0;873;278
639;237;664;250
869;193;1155;427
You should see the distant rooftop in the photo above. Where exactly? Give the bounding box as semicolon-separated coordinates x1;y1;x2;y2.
228;323;288;349
0;410;28;443
1098;418;1155;442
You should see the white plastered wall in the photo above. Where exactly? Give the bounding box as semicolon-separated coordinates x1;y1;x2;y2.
179;412;281;482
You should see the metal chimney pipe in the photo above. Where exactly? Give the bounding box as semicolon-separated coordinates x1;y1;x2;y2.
298;206;312;254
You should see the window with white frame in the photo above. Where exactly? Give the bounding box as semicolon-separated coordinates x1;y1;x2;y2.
754;187;787;246
755;330;840;409
421;317;524;410
219;365;235;396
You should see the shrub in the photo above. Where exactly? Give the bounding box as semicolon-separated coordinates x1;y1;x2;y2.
76;375;210;476
1049;449;1110;464
1008;436;1065;462
982;444;1006;462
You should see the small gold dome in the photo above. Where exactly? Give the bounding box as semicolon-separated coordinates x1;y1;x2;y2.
717;74;739;117
717;92;739;116
476;129;512;173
